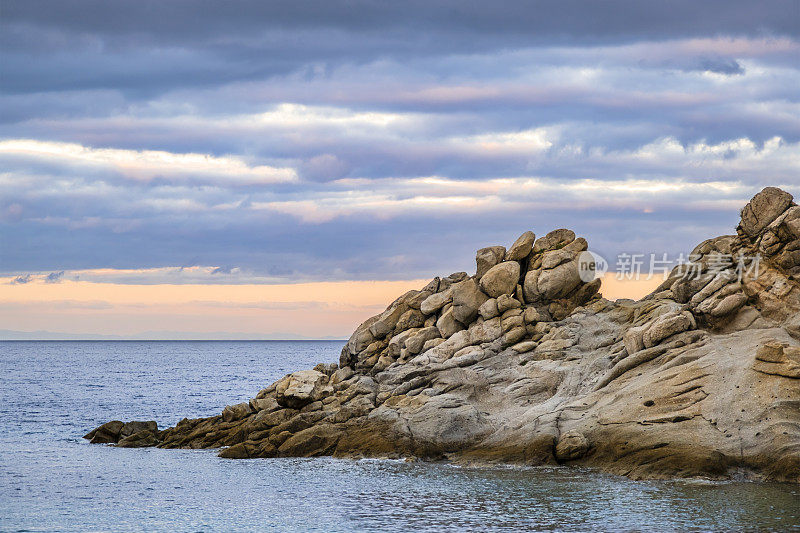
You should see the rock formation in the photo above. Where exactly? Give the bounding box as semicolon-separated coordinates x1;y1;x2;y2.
86;187;800;483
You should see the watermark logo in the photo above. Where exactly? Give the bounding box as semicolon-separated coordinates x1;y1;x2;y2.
612;252;761;282
578;250;608;282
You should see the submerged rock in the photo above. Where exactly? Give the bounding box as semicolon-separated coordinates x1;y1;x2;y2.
85;187;800;483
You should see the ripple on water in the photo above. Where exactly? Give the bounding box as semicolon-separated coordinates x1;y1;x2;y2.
0;340;798;532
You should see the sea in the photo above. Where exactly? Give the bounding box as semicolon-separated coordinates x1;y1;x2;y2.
1;341;798;532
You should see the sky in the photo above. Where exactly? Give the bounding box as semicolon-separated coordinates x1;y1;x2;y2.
1;1;799;338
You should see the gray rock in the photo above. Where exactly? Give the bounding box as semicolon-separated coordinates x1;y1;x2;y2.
388;328;422;357
369;300;411;339
395;309;425;331
642;311;695;348
405;326;442;355
330;366;354;385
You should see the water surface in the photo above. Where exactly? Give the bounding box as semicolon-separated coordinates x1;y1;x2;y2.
1;341;798;531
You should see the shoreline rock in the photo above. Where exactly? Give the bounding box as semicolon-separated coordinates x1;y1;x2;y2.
85;187;800;483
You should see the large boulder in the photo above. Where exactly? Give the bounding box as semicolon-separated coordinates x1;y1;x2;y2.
475;246;507;279
479;261;520;298
533;260;582;300
451;279;489;325
505;231;535;261
437;306;465;338
368;299;411;339
222;402;253;422
395;309;425;331
739;187;794;237
275;370;329;408
642;311;695;348
420;288;452;315
533;229;575;253
341;316;379;366
404;326;442;355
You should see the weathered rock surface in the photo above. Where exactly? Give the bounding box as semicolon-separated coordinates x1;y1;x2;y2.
83;420;158;445
85;187;800;483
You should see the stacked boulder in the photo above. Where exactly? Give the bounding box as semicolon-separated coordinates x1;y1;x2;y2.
649;187;800;329
340;228;601;373
84;187;800;483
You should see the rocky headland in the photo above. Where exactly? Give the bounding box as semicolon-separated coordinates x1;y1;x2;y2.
86;187;800;482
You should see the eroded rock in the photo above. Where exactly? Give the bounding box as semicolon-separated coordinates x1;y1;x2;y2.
85;187;800;484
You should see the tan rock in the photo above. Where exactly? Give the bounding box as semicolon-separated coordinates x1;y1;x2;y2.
451;279;489;324
436;306;465;338
496;294;522;313
476;246;507;279
479;261;520;298
275;370;328;409
478;298;499;320
739;186;794;237
533;228;576;253
420;288;452;315
505;231;535;261
555;432;589;462
222;402;252;422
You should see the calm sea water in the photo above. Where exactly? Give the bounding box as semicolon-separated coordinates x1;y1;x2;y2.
1;341;798;532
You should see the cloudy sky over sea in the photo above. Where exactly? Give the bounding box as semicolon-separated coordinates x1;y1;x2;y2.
1;1;799;337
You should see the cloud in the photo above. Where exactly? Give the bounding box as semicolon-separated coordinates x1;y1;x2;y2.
0;139;297;185
44;270;64;283
0;2;798;287
694;57;745;75
210;266;236;275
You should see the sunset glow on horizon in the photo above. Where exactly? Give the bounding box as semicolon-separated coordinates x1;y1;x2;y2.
2;1;798;338
0;272;663;339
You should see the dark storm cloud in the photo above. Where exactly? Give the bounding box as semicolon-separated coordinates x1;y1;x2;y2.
6;0;799;43
1;1;799;281
2;1;798;95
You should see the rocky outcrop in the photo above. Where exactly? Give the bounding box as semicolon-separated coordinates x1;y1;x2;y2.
83;420;159;447
85;187;800;483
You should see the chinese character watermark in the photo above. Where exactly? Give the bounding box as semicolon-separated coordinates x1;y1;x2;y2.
583;251;762;283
